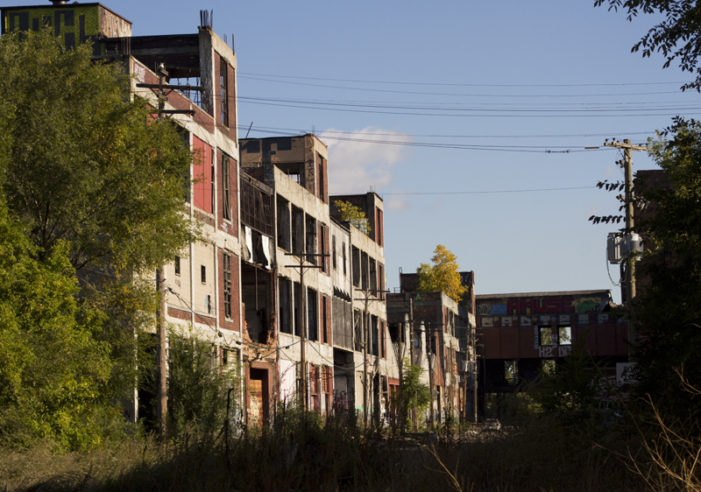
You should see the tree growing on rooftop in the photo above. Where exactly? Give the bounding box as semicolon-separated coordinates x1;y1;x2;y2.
334;200;370;235
416;245;467;303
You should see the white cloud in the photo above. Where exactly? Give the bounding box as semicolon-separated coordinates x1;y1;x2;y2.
320;127;411;194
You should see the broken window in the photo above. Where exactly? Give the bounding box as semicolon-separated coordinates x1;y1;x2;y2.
223;253;232;319
219;55;229;126
542;359;556;375
277;195;291;251
279;277;291;334
292;205;304;255
539;326;554;346
369;258;377;294
558;326;572;345
305;214;317;264
352;246;360;287
378;263;384;299
222;154;231;221
174;255;181;276
201;265;207;283
375;207;383;246
504;360;518;385
307;287;318;341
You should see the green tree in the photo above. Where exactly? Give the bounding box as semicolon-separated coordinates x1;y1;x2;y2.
594;0;701;91
392;363;430;433
416;245;467;303
0;31;197;413
0;200;115;449
633;117;701;418
163;331;238;440
0;31;194;274
334;200;370;235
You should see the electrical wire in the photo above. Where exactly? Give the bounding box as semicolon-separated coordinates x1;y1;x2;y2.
237;123;657;140
238;95;701;115
381;186;594;196
238;97;701;119
240;71;683;88
239;74;685;99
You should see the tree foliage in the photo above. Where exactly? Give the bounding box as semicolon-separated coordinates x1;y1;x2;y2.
594;0;701;91
0;31;198;448
0;30;194;274
633;117;701;419
391;363;430;433
164;331;238;439
0;201;115;449
334;200;370;235
416;245;467;303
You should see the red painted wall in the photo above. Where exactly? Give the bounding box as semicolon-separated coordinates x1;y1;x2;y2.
193;135;213;214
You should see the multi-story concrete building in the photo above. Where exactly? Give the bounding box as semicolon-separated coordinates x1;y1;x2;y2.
2;1;246;424
387;271;473;425
3;1;400;427
240;135;397;424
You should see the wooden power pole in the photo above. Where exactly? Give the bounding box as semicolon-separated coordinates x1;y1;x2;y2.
604;138;647;345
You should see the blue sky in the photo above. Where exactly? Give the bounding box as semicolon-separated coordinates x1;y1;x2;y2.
6;0;699;301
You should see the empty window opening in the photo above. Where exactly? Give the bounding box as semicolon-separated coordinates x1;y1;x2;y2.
505;360;518;385
242;263;272;344
354;310;363;352
352;246;360;287
219;56;229;126
320;224;328;272
361;252;369;290
332;235;337;270
558;326;572;345
292;206;304;255
223;253;232;319
201;265;207;283
305;214;317;264
321;295;328;344
542;359;556;375
222;154;231;221
174;255;181;276
279;277;292;334
370;315;379;356
539;326;554;346
293;282;302;337
277;196;291;251
343;242;347;276
307;288;318;341
369;258;377;294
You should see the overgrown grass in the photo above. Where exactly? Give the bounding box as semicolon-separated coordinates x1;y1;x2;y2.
1;408;650;491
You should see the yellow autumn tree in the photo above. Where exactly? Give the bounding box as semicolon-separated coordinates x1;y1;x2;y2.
416;245;467;303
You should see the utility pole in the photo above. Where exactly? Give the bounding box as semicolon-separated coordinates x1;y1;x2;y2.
285;252;327;412
144;63;200;437
604;138;647;345
427;322;435;430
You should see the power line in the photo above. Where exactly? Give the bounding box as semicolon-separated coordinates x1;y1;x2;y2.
237;123;656;140
238;74;684;99
238;97;701;119
381;186;595;196
240;71;683;88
